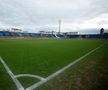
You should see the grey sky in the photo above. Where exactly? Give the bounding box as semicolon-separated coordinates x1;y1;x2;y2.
0;0;108;33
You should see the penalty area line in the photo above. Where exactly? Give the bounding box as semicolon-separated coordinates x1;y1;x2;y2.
26;44;104;90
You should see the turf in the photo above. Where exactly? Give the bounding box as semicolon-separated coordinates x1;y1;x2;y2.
0;61;17;90
0;39;106;90
37;41;108;90
0;39;105;77
18;77;39;88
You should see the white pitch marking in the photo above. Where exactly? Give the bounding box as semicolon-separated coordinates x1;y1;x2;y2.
15;74;46;81
26;44;104;90
0;57;24;90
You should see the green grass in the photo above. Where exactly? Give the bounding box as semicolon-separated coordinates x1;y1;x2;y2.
0;39;106;90
0;39;104;77
37;41;108;90
0;62;17;90
18;77;39;88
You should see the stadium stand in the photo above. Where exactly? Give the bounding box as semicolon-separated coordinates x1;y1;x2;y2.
0;31;108;39
0;31;4;36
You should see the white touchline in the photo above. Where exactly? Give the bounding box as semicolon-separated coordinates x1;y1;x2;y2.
15;74;46;81
0;57;24;90
26;44;104;90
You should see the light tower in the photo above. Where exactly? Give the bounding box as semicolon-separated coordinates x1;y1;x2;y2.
58;20;61;34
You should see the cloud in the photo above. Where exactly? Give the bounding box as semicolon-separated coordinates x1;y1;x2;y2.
79;13;108;29
0;0;108;33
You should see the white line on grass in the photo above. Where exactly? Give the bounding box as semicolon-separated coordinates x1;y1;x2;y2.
0;57;24;90
15;74;46;81
26;44;104;90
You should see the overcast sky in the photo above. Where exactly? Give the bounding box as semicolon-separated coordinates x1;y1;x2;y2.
0;0;108;33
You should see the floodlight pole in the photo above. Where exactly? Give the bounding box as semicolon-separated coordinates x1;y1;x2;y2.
58;20;61;34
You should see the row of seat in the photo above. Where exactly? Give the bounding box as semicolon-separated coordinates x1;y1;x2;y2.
0;31;108;39
0;31;66;38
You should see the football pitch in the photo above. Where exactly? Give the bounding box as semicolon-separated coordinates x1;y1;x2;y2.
0;39;107;90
